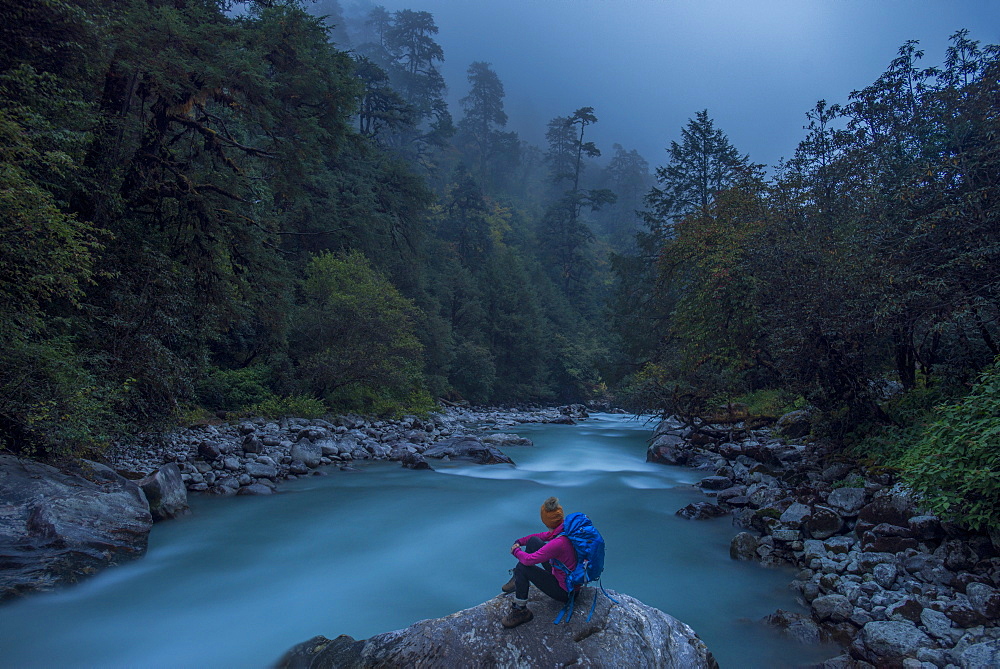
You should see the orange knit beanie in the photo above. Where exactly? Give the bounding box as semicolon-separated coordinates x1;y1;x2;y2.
540;496;564;529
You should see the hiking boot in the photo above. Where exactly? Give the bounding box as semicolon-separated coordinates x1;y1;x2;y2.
501;577;516;594
501;605;533;628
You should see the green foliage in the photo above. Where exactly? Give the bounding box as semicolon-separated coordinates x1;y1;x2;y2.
899;359;1000;531
246;395;328;420
292;251;427;413
195;366;274;413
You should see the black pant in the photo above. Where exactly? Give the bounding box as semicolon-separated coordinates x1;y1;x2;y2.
513;536;569;602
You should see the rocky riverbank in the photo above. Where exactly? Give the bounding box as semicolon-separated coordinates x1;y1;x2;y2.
648;414;1000;668
0;404;590;601
108;404;591;495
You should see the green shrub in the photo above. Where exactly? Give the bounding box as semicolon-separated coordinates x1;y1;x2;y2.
195;365;274;412
900;358;1000;531
247;395;327;419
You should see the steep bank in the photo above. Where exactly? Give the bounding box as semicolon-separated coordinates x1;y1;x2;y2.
276;587;717;669
648;415;1000;668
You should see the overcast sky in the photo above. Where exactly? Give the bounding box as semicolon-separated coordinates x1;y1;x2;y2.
354;0;999;170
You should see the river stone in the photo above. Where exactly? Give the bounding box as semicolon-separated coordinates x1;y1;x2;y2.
850;621;932;666
776;409;812;438
959;639;1000;668
966;582;1000;619
919;608;953;641
699;476;733;491
422;436;514;465
138;463;189;521
761;609;822;645
827;487;866;516
873;562;898;589
779;502;811;527
481;433;533;447
242;435;264;454
275;589;717;669
291;440;323;468
647;434;688;466
0;455;153;601
246;461;278;479
676;502;729;520
813;594;854;622
804;505;843;540
198;440;224;461
236;483;273;496
730;532;759;560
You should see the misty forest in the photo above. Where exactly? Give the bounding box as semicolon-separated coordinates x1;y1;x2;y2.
2;1;1000;666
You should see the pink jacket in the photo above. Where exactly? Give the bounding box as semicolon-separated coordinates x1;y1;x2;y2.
512;523;578;591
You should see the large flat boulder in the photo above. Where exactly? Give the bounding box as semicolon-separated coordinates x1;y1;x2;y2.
0;455;153;601
276;589;716;668
422;436;514;465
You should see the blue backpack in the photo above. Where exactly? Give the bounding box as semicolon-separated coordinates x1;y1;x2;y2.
551;512;619;623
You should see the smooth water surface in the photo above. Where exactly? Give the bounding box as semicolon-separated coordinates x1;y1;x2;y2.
0;414;833;667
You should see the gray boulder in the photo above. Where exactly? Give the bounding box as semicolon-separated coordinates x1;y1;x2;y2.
138;463;189;521
966;582;1000;619
761;609;822;645
291;440;323;468
482;433;533;448
647;434;689;466
850;620;933;666
827;487;866;516
730;532;759;561
803;505;843;540
960;639;1000;668
676;502;729;520
775;409;812;438
0;455;152;601
422;437;514;465
275;589;716;669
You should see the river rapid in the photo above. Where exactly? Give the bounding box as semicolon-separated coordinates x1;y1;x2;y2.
0;414;834;667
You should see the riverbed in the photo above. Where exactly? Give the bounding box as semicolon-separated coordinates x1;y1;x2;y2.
0;414;834;667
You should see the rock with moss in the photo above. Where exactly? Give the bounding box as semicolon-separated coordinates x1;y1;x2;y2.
275;589;716;669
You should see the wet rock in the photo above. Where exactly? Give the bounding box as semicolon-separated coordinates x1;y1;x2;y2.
236;483;273;496
647;434;689;466
399;452;432;471
481;433;533;448
138;463;189;521
761;609;822;645
874;563;898;589
698;476;733;491
780;502;812;527
676;502;729;520
276;589;717;669
920;608;953;641
422;436;514;465
730;532;759;560
886;598;923;624
908;515;944;542
0;456;153;601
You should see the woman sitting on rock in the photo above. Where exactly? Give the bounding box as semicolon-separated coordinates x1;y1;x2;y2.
501;496;577;628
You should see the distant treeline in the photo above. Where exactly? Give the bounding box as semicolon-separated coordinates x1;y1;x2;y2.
0;0;650;456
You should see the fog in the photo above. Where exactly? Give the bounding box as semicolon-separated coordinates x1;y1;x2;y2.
339;0;999;168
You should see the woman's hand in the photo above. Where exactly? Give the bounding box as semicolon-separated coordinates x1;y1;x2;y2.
511;542;521;554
